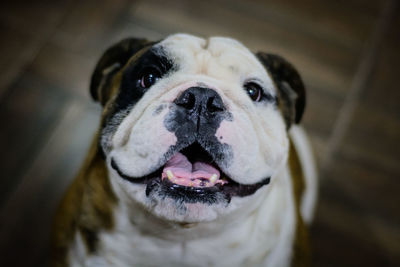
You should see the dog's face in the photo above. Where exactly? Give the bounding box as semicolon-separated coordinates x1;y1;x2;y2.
91;34;305;223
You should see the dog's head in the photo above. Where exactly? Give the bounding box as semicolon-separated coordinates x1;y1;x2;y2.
91;34;305;223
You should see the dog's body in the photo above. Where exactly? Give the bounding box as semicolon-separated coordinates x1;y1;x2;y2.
51;34;317;267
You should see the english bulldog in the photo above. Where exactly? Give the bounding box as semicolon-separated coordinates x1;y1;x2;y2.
51;33;317;267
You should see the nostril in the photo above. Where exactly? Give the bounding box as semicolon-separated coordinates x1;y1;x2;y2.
175;87;225;115
206;96;224;113
176;92;196;110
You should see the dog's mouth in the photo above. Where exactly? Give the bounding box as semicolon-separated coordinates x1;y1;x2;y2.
111;142;270;204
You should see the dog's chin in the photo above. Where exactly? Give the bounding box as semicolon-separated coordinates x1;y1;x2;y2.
140;185;237;223
113;179;266;223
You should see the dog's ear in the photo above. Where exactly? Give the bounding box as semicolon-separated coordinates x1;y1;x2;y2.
256;52;306;127
90;38;152;105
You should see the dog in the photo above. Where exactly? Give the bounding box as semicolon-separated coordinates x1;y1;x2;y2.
51;33;317;267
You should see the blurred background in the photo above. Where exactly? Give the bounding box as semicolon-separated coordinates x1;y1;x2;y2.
0;0;399;266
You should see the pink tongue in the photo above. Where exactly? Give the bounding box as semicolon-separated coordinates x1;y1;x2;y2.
161;153;221;187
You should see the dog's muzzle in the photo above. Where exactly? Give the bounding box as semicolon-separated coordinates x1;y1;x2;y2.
111;86;271;204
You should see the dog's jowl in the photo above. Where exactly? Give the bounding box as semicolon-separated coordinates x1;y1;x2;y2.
51;34;317;267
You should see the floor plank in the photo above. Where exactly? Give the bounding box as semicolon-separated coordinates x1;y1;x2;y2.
0;100;100;266
0;73;71;205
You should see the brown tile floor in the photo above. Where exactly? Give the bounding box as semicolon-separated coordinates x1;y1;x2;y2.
0;0;399;266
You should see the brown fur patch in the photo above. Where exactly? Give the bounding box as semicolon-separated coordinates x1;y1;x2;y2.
289;139;311;267
51;133;117;267
51;44;155;266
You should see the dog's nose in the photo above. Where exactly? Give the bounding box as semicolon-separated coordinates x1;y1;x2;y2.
175;87;225;115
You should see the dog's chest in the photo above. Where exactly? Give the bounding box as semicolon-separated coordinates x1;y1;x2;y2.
70;167;296;267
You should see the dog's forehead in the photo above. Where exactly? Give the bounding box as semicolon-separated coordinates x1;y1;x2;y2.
159;33;248;53
156;34;269;79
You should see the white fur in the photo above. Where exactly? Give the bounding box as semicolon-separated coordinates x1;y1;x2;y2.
68;231;89;267
289;126;318;224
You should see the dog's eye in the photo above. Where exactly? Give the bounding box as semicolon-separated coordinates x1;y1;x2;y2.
244;82;262;102
138;68;161;88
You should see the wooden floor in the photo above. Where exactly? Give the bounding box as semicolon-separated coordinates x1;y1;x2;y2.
0;0;399;266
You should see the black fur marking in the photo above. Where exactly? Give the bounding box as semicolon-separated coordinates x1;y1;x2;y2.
90;38;154;104
155;178;229;204
256;52;306;126
99;46;176;154
262;93;279;105
79;227;99;253
163;87;234;170
112;47;175;117
153;104;167;116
